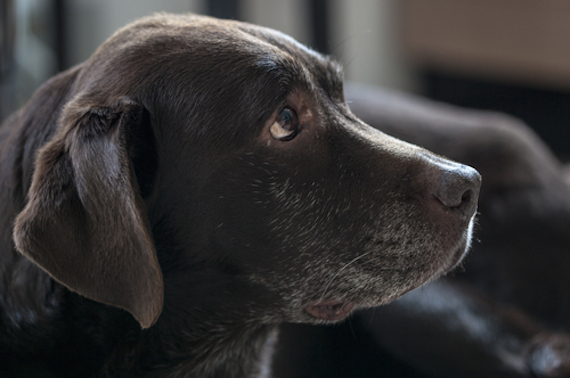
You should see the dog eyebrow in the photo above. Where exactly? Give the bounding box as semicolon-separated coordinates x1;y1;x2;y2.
255;53;344;102
254;56;311;97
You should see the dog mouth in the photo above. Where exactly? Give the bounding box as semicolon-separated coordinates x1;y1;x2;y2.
305;300;356;320
303;217;476;322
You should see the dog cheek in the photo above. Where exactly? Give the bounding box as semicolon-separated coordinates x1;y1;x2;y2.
247;182;405;310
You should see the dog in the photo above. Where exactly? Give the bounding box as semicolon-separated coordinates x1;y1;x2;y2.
0;14;480;377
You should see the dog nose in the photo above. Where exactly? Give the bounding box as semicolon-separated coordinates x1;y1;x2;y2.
434;164;481;218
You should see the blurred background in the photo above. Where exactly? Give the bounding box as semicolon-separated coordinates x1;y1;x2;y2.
1;0;569;155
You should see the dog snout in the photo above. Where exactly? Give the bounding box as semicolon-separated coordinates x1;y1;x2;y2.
434;164;481;218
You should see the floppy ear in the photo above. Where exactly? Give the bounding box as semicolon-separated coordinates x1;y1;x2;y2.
13;98;163;329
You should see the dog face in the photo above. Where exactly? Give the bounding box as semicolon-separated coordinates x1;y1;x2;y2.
13;14;480;328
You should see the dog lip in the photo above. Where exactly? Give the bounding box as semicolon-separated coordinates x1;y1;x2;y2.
441;229;472;275
305;300;356;320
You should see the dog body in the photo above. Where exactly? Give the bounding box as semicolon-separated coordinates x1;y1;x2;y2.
0;14;479;377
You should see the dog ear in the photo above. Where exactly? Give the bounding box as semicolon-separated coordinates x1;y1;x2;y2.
13;98;163;329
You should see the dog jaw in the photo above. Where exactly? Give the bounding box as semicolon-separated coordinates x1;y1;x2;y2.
300;212;476;323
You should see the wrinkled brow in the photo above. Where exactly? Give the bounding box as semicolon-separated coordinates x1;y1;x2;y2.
254;55;313;96
256;52;344;99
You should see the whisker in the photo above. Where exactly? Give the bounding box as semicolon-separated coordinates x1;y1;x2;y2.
319;252;371;301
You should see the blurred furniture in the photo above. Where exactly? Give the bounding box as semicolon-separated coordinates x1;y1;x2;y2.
402;0;570;154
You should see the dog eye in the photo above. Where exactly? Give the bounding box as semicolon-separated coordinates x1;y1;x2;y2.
270;107;299;141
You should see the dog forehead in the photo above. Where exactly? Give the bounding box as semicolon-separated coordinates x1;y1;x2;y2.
81;14;345;113
121;14;338;87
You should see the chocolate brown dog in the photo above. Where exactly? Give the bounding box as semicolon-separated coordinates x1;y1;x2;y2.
0;14;479;377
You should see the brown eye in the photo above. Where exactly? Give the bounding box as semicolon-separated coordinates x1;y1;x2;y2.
270;107;299;141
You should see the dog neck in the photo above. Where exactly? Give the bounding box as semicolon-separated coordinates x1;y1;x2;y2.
151;321;279;378
139;270;281;377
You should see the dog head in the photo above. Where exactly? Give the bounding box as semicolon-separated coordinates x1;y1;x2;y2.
13;14;480;328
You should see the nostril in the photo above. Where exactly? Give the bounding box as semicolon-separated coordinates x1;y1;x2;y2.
434;166;481;217
455;189;476;215
461;190;473;206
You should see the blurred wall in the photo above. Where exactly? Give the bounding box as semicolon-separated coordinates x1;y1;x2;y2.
329;0;417;91
241;0;311;47
1;0;60;119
